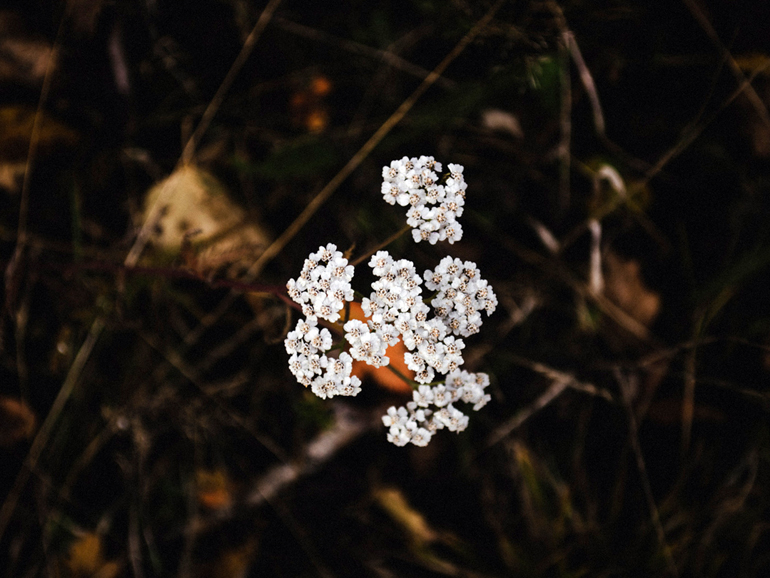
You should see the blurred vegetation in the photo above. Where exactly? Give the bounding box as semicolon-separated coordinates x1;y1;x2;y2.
1;0;770;576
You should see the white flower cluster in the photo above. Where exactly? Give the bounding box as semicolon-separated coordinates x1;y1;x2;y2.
284;315;361;399
382;370;491;447
285;244;361;399
358;251;495;447
425;256;499;338
284;156;497;447
342;318;392;367
286;244;354;323
362;251;471;385
381;156;466;244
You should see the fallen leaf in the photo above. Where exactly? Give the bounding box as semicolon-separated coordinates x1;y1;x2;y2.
348;301;414;394
141;165;270;277
0;396;36;446
60;532;120;578
603;250;661;327
196;469;233;510
0;105;78;193
0;12;55;87
0;161;25;193
373;487;438;548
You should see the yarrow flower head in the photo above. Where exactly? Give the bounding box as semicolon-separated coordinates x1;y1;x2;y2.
284;314;362;399
286;243;355;322
284;155;496;447
424;256;498;337
381;156;466;245
381;369;490;447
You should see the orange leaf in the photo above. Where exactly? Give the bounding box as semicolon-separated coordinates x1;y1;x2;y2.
196;469;233;510
348;302;414;394
0;396;36;447
61;532;119;578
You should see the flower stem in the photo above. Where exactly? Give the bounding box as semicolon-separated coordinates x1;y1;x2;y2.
385;363;418;390
351;224;411;267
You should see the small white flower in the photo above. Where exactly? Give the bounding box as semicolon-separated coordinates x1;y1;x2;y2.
382;406;408;428
410;427;433;447
413;385;434;407
433;403;469;432
432;384;452;407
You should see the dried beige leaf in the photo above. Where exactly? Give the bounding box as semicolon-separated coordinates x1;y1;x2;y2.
481;108;524;138
141;165;270;277
373;486;438;548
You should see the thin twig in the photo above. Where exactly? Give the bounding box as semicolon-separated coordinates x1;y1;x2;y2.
244;0;507;284
485;223;655;343
3;30;61;317
0;316;105;542
564;31;605;137
549;2;654;176
682;0;770;131
136;329;289;464
0;0;283;554
526;217;560;254
262;495;336;578
588;219;603;295
190;402;375;536
615;369;679;577
128;499;145;578
195;315;265;374
3;15;64;413
274;17;454;89
486;376;569;448
558;34;572;219
681;319;702;454
486;358;612;448
351;225;411;267
14;288;31;398
347;25;435;138
177;432;199;578
644;60;770;182
59;418;121;501
181;0;284;163
0;257;296;308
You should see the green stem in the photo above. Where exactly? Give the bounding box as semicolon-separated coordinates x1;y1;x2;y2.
384;363;419;390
